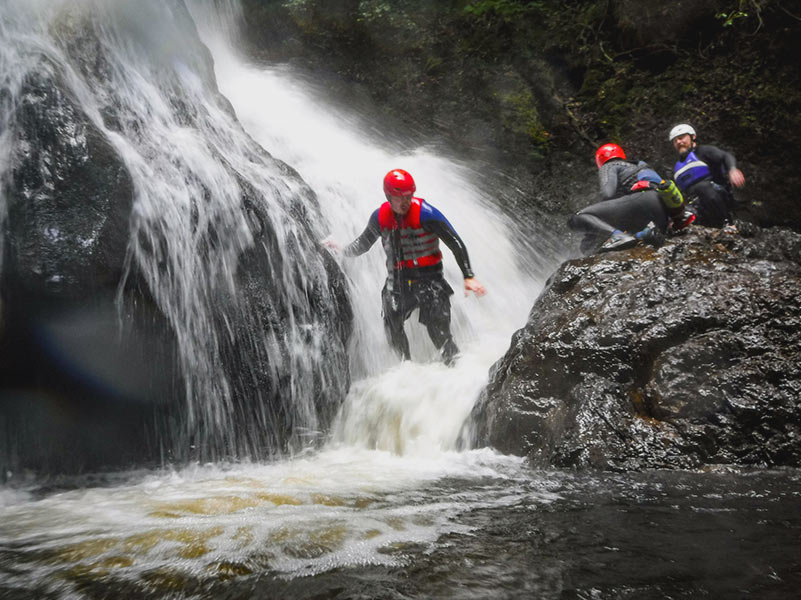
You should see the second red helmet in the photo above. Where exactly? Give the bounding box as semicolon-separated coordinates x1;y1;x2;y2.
595;143;626;169
383;169;416;196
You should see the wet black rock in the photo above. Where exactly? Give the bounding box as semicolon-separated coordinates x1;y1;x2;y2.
0;2;352;475
472;225;801;470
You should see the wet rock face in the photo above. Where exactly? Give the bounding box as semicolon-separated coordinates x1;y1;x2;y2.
0;61;180;474
6;66;132;300
0;2;353;474
472;226;801;470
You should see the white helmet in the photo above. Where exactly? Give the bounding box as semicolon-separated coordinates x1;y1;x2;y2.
669;123;696;142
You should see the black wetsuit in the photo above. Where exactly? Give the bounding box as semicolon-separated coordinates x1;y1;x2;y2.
569;159;670;253
598;159;644;201
673;145;738;228
345;201;473;364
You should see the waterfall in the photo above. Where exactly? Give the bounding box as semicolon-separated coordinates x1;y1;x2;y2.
0;0;350;464
1;0;558;467
191;2;557;455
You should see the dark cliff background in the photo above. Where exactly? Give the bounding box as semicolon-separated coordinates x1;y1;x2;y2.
237;0;801;228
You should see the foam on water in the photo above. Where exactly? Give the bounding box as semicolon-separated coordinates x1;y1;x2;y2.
0;450;555;586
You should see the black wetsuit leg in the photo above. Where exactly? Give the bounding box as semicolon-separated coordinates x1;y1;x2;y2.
381;282;413;360
382;276;459;364
568;212;615;254
583;191;668;233
687;181;732;227
568;212;617;236
418;277;459;365
415;277;459;365
569;191;669;253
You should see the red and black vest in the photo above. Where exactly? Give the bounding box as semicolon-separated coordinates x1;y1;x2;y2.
378;198;442;274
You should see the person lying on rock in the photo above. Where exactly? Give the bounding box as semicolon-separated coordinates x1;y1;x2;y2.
668;123;746;231
568;143;692;254
326;169;486;366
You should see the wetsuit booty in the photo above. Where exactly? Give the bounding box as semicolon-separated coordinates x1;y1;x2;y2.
440;339;459;367
599;230;637;253
635;221;664;248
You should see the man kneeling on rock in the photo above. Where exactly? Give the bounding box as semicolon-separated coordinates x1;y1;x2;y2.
568;143;692;254
668;123;746;231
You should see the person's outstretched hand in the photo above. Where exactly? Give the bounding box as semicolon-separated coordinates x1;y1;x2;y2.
323;238;341;252
728;168;746;188
464;277;486;297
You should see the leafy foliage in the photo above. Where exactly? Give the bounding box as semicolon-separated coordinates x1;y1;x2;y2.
463;0;543;19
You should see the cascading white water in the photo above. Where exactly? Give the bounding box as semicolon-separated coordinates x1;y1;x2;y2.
0;0;349;460
0;0;566;590
193;4;555;454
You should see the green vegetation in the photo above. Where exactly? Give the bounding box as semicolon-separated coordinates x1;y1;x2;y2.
463;0;543;19
498;89;550;156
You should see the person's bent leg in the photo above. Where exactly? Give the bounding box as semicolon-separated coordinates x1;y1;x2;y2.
569;211;627;254
568;212;617;236
690;182;732;228
417;279;459;366
570;211;636;253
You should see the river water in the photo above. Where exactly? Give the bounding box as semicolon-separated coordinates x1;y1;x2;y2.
1;1;800;598
1;463;799;598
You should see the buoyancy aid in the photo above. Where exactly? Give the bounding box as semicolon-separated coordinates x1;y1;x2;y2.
630;164;663;192
378;198;442;273
674;150;712;191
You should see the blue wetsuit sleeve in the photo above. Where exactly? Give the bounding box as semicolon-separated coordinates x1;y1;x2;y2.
419;202;475;279
344;209;380;256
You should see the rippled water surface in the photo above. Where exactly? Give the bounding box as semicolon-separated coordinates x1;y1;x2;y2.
2;463;799;599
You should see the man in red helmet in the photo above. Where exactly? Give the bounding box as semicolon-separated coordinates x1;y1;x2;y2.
568;143;690;254
333;169;485;366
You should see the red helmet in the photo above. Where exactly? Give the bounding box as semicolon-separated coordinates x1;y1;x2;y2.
595;143;626;169
383;169;416;197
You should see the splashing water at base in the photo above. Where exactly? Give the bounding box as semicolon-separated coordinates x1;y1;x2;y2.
330;352;494;455
0;451;555;593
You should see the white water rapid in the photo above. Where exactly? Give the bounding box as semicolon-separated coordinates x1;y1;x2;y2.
0;0;563;591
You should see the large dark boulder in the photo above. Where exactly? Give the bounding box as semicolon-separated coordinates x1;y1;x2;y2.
0;1;351;475
472;225;801;470
0;52;175;473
